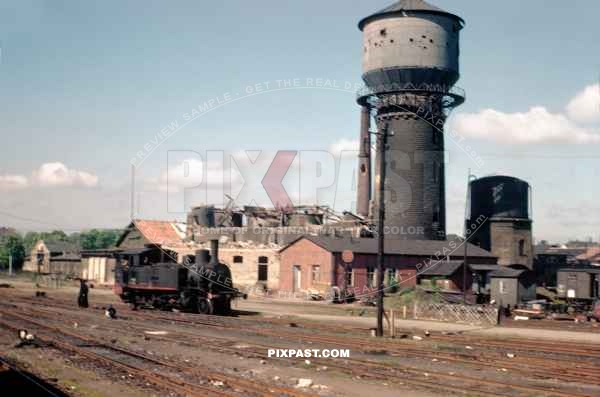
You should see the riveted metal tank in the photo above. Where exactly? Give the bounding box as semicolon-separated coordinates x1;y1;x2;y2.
359;0;464;240
359;0;464;90
467;176;533;268
469;176;530;220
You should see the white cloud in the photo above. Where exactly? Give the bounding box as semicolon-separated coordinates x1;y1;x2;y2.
154;158;243;193
34;162;98;187
0;163;99;190
159;158;204;192
566;84;600;124
0;174;29;190
451;106;600;144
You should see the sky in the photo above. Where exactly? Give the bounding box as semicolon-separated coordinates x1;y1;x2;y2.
0;0;599;242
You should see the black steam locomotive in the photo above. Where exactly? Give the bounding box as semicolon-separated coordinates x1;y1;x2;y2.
113;240;246;315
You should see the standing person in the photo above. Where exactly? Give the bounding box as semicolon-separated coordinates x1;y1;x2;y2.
78;279;89;308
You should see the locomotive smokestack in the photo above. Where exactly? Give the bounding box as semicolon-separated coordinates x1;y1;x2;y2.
356;106;372;218
195;249;210;269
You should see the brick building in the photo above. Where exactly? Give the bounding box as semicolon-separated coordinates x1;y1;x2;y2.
279;236;496;297
174;240;281;292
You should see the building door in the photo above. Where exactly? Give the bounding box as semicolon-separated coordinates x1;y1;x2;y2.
293;265;301;292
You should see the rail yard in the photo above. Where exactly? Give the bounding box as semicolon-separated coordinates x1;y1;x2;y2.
0;279;599;397
1;0;599;396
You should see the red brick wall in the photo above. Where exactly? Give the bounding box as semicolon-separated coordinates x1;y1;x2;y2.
280;237;495;296
334;253;420;297
279;239;333;293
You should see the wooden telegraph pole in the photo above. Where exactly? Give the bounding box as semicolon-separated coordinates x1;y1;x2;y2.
376;123;389;337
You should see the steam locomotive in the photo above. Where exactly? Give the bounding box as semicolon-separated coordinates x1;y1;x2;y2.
113;239;246;315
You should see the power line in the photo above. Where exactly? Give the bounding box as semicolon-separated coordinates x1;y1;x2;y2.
478;153;600;159
0;209;128;232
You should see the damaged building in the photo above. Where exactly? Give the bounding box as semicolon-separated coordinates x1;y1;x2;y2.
183;204;372;292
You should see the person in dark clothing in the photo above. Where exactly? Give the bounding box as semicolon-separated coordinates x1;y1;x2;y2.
78;279;89;308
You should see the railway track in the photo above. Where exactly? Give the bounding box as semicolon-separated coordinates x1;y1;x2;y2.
6;296;600;379
0;306;314;397
16;293;600;358
2;298;599;397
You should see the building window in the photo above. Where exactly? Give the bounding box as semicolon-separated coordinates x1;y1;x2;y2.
258;264;268;282
233;256;243;263
311;265;321;283
257;256;269;282
367;266;376;288
518;240;526;256
386;268;396;285
345;268;354;287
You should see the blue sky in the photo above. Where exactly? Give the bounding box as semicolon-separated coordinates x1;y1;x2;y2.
0;0;599;242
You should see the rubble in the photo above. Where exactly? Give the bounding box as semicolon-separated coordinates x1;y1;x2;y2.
296;378;313;388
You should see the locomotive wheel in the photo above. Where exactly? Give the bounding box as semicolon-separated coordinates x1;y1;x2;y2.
219;298;232;315
129;295;138;311
197;298;213;315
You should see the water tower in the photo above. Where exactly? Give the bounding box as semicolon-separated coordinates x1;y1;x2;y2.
467;176;533;269
356;0;465;240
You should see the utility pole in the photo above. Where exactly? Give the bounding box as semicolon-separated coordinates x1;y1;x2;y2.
130;164;136;219
463;168;471;305
8;255;12;276
376;123;389;337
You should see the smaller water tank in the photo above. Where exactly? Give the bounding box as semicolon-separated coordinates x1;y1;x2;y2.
469;176;530;220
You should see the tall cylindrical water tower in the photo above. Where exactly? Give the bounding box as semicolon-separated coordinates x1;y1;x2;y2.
356;0;465;240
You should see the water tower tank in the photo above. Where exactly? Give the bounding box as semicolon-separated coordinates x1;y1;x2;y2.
469;176;531;220
467;176;533;269
357;0;465;241
359;0;464;90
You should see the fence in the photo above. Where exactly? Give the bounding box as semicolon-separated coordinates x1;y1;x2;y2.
36;273;68;289
403;302;499;326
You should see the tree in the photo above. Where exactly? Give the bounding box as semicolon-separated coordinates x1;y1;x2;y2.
23;230;70;252
0;234;26;270
79;229;120;250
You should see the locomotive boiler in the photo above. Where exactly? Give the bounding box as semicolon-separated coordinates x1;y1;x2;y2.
113;239;246;315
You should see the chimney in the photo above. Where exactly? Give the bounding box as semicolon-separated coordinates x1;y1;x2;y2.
356;106;372;217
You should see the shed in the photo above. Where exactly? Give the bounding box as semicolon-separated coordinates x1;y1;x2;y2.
22;240;81;275
470;264;500;297
556;268;600;300
419;260;471;293
489;266;536;307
